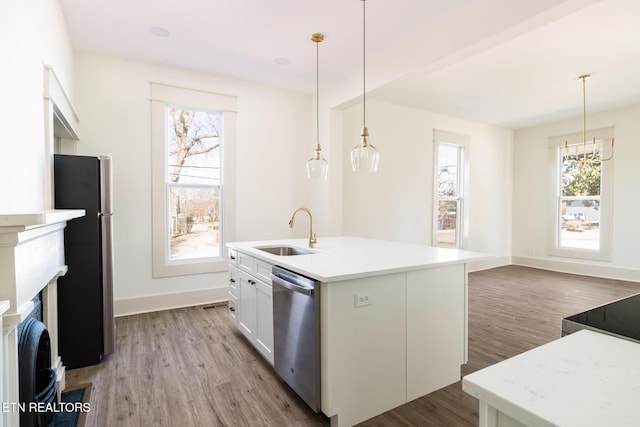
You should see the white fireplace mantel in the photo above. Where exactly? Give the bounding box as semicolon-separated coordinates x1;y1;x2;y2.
0;211;84;229
0;209;84;427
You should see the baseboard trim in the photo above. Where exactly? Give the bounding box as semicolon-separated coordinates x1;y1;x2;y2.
114;257;638;317
512;256;640;282
115;287;229;317
468;256;511;273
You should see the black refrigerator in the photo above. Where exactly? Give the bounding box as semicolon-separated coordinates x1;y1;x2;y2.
54;154;115;369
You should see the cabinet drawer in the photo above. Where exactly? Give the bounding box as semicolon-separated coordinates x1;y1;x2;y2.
228;293;238;326
254;259;273;283
237;251;255;274
228;265;239;295
236;251;273;284
228;248;238;267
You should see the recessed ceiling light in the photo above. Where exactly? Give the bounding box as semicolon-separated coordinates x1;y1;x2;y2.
275;57;290;65
150;27;170;37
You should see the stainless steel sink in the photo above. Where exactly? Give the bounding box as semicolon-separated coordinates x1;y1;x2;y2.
255;245;315;256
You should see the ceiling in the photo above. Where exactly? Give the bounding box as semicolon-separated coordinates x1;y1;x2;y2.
58;0;640;129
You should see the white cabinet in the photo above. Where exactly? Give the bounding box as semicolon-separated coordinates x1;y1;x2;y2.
228;265;239;326
227;249;239;326
320;264;467;427
406;264;465;401
254;278;273;361
320;273;407;427
237;270;257;338
228;250;274;365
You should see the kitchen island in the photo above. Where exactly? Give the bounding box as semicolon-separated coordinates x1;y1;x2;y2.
227;236;489;427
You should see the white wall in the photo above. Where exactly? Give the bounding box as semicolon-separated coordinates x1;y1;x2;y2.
0;0;74;212
513;104;640;281
9;1;636;317
73;53;312;314
340;100;513;266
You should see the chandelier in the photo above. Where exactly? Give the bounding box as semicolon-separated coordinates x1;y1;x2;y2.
563;74;614;165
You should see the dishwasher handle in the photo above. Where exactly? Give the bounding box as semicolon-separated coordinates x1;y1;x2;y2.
271;273;315;296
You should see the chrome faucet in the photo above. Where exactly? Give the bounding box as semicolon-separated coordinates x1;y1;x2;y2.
289;207;317;248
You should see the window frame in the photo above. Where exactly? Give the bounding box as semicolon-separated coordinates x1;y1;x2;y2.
432;130;470;249
548;127;614;261
151;83;237;277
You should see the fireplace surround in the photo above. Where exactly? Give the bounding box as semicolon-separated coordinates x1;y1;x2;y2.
1;210;84;427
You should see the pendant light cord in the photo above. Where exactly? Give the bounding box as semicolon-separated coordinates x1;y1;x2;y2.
582;75;587;147
362;0;367;128
316;38;320;145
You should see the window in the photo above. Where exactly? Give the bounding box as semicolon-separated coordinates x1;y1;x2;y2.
433;130;469;249
559;142;601;250
549;128;613;261
151;83;237;277
167;107;221;261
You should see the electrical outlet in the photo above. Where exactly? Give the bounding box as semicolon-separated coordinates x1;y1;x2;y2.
529;246;535;255
354;293;371;308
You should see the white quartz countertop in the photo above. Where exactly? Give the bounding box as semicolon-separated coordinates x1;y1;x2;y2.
462;330;640;427
227;236;490;282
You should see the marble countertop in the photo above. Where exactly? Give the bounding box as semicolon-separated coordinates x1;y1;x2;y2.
462;329;640;427
227;236;489;282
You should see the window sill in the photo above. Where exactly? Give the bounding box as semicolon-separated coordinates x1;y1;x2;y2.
548;246;612;262
152;257;228;278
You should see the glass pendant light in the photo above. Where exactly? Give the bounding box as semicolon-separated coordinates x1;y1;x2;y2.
306;33;329;180
350;0;379;174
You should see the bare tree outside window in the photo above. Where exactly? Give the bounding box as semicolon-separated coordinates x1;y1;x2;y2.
167;107;222;260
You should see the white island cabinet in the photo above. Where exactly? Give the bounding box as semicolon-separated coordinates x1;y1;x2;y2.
227;236;489;427
227;248;274;365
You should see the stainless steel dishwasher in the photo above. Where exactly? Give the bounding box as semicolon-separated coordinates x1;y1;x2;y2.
271;265;321;412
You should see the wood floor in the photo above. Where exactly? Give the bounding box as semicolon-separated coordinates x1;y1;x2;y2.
65;266;640;426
